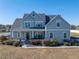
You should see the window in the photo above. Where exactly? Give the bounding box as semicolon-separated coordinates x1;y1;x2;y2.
13;31;17;37
25;22;30;28
57;22;60;27
35;21;44;27
17;32;20;38
34;32;44;39
64;33;67;38
50;33;53;38
36;24;42;27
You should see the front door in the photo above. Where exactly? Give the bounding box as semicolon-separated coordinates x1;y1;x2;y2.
26;33;30;40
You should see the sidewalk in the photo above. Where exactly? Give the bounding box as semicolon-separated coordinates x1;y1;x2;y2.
22;45;79;48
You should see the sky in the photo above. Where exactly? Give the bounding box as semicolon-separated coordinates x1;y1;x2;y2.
0;0;79;25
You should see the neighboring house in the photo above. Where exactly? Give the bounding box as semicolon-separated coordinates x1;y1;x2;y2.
11;11;70;43
0;24;6;32
76;26;79;30
0;24;11;32
5;25;12;32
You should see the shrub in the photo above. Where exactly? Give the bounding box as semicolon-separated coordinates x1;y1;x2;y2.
44;41;52;46
2;39;14;45
71;42;79;46
2;39;22;47
30;40;42;46
0;36;8;42
64;41;79;46
30;39;59;46
51;39;59;46
64;42;71;46
44;39;59;46
13;41;21;47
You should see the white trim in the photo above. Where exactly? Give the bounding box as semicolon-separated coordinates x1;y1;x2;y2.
59;15;70;26
46;15;70;27
32;31;34;38
46;29;70;31
24;21;44;22
11;31;14;38
12;28;70;31
12;29;45;31
23;11;45;22
45;27;47;31
46;15;57;26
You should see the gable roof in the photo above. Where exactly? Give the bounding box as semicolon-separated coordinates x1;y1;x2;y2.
46;15;70;26
11;11;70;30
45;15;56;24
11;18;22;30
23;11;45;21
23;11;57;24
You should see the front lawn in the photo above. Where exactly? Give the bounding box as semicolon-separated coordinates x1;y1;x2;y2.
0;45;79;59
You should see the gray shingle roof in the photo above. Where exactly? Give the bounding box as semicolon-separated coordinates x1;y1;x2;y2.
11;18;22;30
11;12;57;30
45;15;56;24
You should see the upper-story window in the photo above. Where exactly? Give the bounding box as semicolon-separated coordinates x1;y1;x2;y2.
56;20;61;27
57;22;60;27
32;13;35;16
35;21;44;27
36;24;42;27
23;21;45;28
23;22;30;28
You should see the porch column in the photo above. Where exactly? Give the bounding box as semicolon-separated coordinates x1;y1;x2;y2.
11;31;14;38
20;32;22;38
21;32;24;38
45;31;47;39
32;31;34;38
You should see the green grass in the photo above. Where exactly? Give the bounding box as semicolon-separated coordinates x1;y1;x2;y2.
70;32;79;37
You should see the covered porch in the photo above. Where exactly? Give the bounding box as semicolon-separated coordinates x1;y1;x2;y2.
11;29;46;40
20;31;45;40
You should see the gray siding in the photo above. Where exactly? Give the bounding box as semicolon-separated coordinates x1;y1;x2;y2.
45;15;70;43
46;15;70;29
22;12;45;29
23;12;45;21
11;12;70;43
45;30;70;43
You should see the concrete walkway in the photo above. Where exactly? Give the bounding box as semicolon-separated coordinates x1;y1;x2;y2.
22;44;79;48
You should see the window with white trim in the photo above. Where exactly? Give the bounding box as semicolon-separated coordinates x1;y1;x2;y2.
56;20;61;27
64;33;67;38
13;31;17;38
50;33;53;38
23;22;30;28
57;22;60;27
35;21;44;27
17;32;20;38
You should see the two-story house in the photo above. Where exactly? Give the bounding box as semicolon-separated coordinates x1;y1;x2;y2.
11;11;70;43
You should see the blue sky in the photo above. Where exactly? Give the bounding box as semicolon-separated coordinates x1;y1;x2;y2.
0;0;79;25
